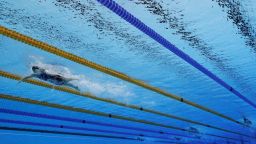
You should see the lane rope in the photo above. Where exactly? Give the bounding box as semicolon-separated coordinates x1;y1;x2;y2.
0;127;187;144
0;70;251;138
0;25;246;127
0;93;246;141
0;118;176;141
0;107;198;140
0;126;138;141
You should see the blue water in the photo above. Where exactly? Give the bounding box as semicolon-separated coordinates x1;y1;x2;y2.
0;0;256;143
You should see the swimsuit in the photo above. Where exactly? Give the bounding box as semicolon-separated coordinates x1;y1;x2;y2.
37;72;66;85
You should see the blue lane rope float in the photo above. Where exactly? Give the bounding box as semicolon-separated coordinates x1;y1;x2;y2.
0;127;188;144
0;118;176;141
0;118;242;142
0;108;196;140
0;126;139;141
95;0;256;109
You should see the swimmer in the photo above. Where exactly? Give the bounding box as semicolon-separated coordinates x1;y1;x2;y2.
19;66;80;91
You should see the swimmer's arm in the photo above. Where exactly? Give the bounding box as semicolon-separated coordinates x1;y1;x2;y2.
18;74;36;84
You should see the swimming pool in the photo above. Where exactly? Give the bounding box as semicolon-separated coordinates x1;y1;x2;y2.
0;0;256;143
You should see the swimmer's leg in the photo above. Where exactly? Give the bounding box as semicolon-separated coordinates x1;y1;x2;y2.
17;74;35;84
